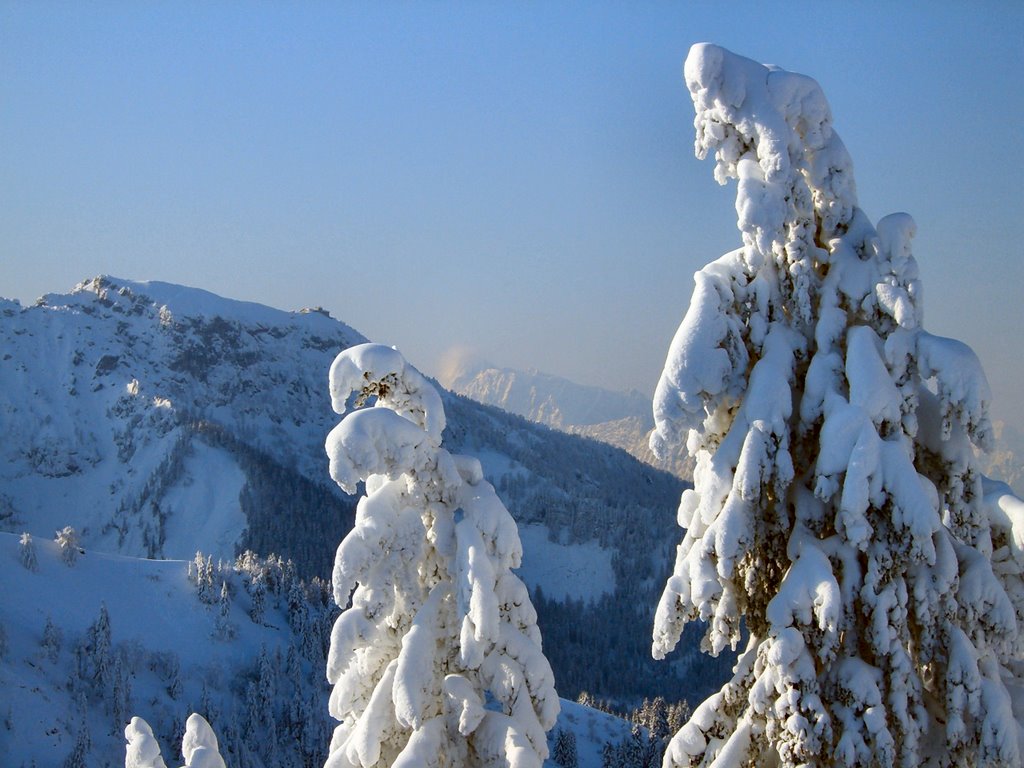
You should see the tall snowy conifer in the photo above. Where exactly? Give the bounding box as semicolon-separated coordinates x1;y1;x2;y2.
322;343;559;768
651;44;1024;767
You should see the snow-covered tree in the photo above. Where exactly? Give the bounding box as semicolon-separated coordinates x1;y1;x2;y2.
41;615;62;662
650;44;1024;767
62;726;90;768
165;653;183;700
113;656;134;735
552;728;579;768
255;644;278;739
322;343;559;767
191;552;215;604
125;714;224;768
180;713;226;768
55;526;80;566
249;573;266;625
213;581;234;641
19;532;38;571
87;603;113;689
125;716;168;768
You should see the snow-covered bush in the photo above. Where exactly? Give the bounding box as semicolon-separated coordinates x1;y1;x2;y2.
322;343;559;767
650;43;1024;767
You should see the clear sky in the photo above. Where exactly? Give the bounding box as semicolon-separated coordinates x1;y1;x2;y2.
2;2;1022;430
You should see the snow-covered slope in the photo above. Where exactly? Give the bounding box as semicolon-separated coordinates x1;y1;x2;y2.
441;356;694;480
0;532;637;767
0;276;364;560
0;531;336;767
0;276;717;709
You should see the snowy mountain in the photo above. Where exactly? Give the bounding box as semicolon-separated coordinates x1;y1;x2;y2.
0;277;364;564
0;276;725;760
441;355;693;480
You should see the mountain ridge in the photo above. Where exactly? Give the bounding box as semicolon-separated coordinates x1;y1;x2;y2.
0;275;723;717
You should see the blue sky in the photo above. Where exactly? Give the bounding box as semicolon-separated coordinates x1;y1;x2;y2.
2;2;1022;430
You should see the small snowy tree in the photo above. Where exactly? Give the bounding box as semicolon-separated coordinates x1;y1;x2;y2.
88;603;113;689
213;581;234;641
125;716;168;768
650;44;1024;767
55;526;80;566
125;714;224;768
249;574;266;625
62;726;90;768
552;728;579;768
322;343;559;767
19;532;38;571
113;657;133;735
165;654;183;700
180;713;226;768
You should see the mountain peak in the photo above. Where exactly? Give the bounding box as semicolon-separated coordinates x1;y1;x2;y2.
50;275;349;337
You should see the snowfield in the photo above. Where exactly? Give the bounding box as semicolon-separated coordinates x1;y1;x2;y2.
0;532;636;766
0;533;294;765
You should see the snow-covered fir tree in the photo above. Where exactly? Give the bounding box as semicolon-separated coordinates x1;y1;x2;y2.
112;656;133;736
87;603;113;689
180;713;226;768
41;615;63;662
125;716;168;768
19;532;38;571
63;726;91;768
650;44;1024;767
249;573;266;625
125;713;225;768
213;581;234;641
56;526;80;566
552;728;579;768
322;343;559;767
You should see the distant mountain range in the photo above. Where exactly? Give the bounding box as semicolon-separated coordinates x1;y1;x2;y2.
440;349;1024;498
440;354;694;480
0;276;732;765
